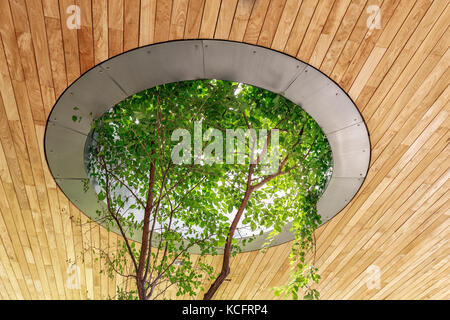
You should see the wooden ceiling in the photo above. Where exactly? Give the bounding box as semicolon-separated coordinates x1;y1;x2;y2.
0;0;448;300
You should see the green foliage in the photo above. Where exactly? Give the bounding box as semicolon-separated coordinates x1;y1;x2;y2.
272;194;323;300
81;79;332;299
116;287;138;300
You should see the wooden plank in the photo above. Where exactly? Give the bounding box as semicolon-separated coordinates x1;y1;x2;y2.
360;3;449;118
340;0;433;92
44;15;68;98
154;0;173;43
35;123;73;299
228;0;254;42
320;0;367;75
79;206;94;299
0;171;30;299
169;0;189;40
308;0;352;68
321;132;449;297
296;0;336;62
348;45;386;99
0;36;56;298
331;116;449;278
92;0;108;64
344;198;449;299
329;0;385;82
257;0;287;48
320;122;448;273
369;45;449;149
249;242;292;299
242;0;270;44
284;0;318;57
373;208;449;299
124;0;141;50
8;0;47;124
271;0;303;52
77;0;95;73
70;204;86;299
12;76;70;299
0;30;20;122
214;0;238;40
364;41;448;175
403;257;448;299
230;249;266;299
59;0;81;84
109;0;124;57
25;0;53;89
199;0;221;39
25;0;55;118
0;225;21;299
0;177;45;300
139;0;157;46
184;0;206;39
0;238;14;299
42;0;60;19
0;0;25;81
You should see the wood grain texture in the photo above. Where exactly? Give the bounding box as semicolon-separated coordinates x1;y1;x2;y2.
0;0;448;300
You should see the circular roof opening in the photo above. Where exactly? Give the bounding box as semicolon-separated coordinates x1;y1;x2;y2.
45;40;370;253
83;79;333;244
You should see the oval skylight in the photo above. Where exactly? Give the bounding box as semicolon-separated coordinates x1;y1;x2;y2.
83;79;333;241
45;40;370;253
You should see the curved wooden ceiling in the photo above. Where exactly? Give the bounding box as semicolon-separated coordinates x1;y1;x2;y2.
0;0;448;300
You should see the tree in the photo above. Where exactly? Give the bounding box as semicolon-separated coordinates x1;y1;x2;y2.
80;79;332;300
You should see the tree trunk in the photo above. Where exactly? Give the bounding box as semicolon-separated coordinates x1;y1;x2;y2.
203;189;253;300
137;159;156;299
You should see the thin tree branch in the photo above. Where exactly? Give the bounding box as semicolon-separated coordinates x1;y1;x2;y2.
100;155;139;274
